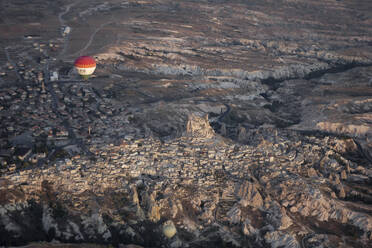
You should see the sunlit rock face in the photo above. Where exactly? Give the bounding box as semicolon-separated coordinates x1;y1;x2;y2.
0;0;372;247
185;114;215;139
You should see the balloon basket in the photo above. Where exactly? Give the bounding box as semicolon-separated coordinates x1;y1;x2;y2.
82;75;90;80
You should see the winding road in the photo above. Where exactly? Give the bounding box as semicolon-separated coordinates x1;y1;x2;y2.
57;1;79;59
69;21;113;58
57;1;114;59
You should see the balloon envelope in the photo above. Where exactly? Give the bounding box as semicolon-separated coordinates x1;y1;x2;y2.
74;56;96;78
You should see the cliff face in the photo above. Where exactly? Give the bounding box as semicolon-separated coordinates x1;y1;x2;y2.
0;0;372;247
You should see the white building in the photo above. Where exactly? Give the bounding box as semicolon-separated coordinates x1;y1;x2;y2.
62;26;71;37
50;71;59;82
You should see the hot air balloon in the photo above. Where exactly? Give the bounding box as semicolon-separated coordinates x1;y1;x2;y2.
74;56;96;80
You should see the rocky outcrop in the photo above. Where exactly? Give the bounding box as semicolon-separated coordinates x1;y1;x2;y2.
264;231;300;248
185;114;215;139
316;122;371;137
236;181;263;209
